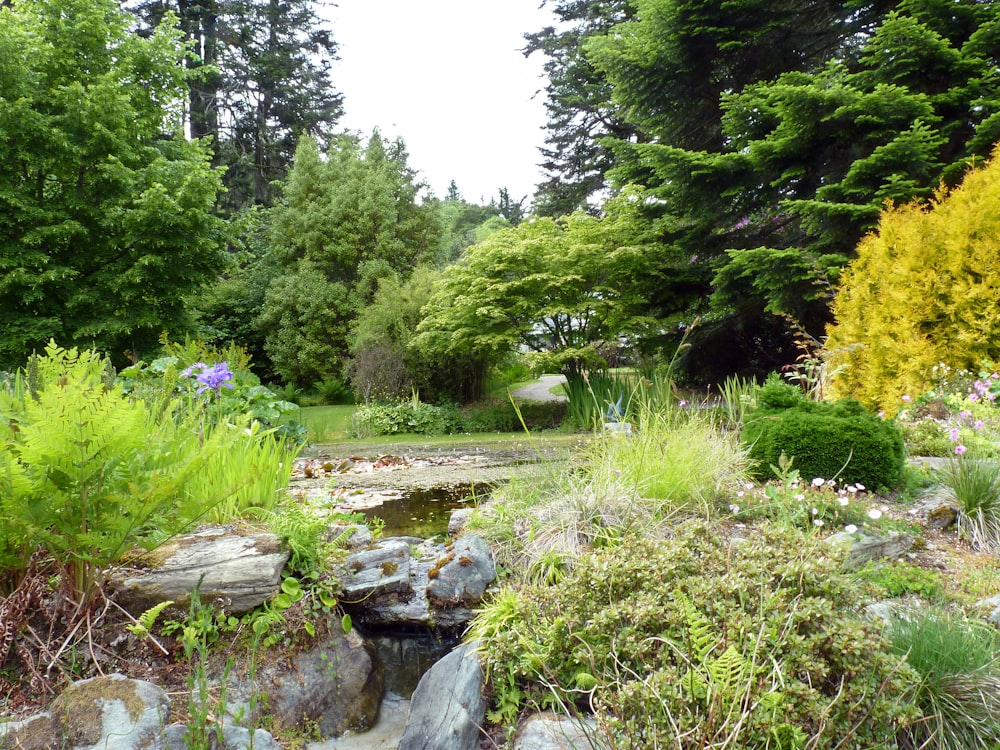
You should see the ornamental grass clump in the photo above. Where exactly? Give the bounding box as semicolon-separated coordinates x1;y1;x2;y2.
888;609;1000;750
932;457;1000;551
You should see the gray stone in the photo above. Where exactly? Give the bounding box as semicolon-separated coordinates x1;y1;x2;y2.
109;527;290;615
425;534;496;606
225;626;382;738
513;712;609;750
341;539;413;599
398;641;486;750
326;523;373;548
162;722;282;750
339;536;496;628
975;593;1000;626
448;508;474;537
826;531;913;568
0;674;170;750
911;494;959;530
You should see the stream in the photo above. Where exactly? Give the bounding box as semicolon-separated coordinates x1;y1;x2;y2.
293;437;575;749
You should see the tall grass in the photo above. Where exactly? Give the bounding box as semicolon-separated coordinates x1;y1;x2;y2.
183;422;296;524
470;403;751;575
934;458;1000;551
889;609;1000;750
563;369;675;430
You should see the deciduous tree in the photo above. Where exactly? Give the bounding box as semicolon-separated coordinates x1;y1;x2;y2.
0;0;227;367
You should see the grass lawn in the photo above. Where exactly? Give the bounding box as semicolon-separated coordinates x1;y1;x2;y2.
294;404;355;442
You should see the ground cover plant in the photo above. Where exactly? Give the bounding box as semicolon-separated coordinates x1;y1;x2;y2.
468;388;1000;750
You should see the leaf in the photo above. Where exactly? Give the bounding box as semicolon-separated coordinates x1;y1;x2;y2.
341;613;352;634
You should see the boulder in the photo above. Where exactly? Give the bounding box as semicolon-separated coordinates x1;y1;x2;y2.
225;625;383;738
910;494;959;530
109;527;290;615
0;674;169;750
340;534;496;628
398;641;486;750
513;712;609;750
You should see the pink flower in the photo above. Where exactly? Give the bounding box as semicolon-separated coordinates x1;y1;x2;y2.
949;427;960;442
955;444;967;455
974;420;984;430
901;394;911;403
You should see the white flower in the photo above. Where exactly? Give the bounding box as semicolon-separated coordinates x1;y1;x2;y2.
811;477;825;487
813;519;824;527
867;509;882;520
856;483;866;491
737;490;745;498
811;507;819;515
729;504;740;514
794;493;805;501
838;497;849;507
845;524;858;534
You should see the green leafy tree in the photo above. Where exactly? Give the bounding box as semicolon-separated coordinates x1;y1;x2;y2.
415;192;659;379
0;0;227;368
259;133;441;386
826;145;1000;414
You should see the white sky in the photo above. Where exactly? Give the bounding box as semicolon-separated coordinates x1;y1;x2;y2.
323;0;554;206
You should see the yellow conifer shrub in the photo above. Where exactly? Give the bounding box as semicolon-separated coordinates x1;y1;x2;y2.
826;144;1000;414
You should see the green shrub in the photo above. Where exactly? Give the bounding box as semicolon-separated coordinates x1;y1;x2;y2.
742;375;906;490
469;522;919;748
0;344;239;601
350;399;463;437
854;561;946;601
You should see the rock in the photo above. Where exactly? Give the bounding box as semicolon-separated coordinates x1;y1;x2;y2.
976;593;1000;626
326;523;373;548
826;531;914;568
398;641;486;750
340;535;496;628
162;721;282;750
0;674;169;750
910;494;959;530
109;527;290;615
425;534;496;606
448;508;474;537
225;626;383;738
513;712;608;750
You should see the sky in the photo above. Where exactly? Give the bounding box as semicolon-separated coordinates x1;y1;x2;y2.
323;0;555;206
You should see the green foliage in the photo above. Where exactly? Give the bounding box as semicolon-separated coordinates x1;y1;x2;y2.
742;375;906;490
854;561;945;602
414;193;662;379
827;146;1000;413
888;609;1000;750
0;344;234;602
471;522;920;747
0;0;228;367
933;458;1000;551
730;454;876;534
260;133;441;387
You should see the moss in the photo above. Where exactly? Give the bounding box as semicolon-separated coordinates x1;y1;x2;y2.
380;561;398;576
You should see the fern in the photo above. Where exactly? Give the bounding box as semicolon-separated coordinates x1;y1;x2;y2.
126;600;175;638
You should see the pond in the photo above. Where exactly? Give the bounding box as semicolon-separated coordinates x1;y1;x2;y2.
360;483;488;538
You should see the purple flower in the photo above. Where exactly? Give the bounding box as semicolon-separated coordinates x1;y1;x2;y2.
949;427;961;442
180;362;208;379
974;420;985;430
901;394;911;403
955;444;967;456
195;362;234;395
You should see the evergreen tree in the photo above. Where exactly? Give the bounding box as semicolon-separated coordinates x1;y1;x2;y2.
258;132;441;386
0;0;227;367
129;0;342;210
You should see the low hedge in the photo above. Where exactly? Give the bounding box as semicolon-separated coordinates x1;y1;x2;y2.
742;375;906;490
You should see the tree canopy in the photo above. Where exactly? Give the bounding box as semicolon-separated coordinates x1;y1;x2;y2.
527;0;1000;378
0;0;227;368
258;132;442;386
414;192;661;377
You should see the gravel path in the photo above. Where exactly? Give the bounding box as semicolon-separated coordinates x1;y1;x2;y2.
511;374;568;402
